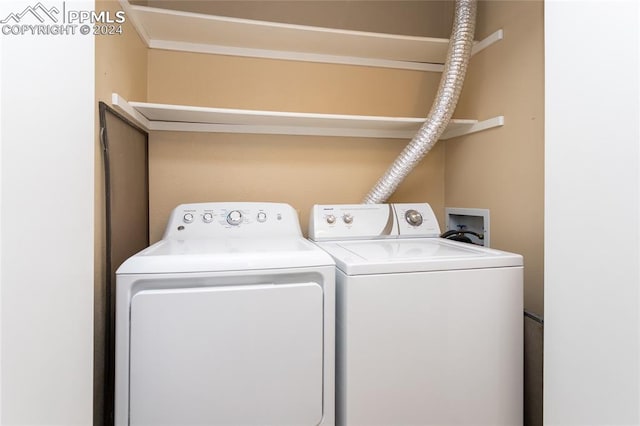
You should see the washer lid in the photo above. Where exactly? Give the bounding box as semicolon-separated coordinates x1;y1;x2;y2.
314;238;522;275
117;237;334;274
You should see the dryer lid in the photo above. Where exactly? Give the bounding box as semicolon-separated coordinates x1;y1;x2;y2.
117;237;334;274
314;237;522;275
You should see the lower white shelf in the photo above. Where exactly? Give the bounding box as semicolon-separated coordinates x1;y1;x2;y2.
112;93;503;140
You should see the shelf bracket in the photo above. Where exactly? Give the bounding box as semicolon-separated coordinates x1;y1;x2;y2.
111;93;151;131
440;116;504;140
472;29;503;57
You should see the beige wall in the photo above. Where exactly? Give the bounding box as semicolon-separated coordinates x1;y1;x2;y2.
146;51;440;115
94;1;148;423
145;6;453;241
447;0;545;315
148;132;445;242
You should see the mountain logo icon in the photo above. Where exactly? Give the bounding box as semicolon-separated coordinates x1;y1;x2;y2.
0;3;60;24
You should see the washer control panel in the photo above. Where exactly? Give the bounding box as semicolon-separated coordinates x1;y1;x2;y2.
163;202;302;239
308;203;441;241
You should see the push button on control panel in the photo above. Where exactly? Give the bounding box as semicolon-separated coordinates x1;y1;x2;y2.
183;213;194;224
257;212;267;223
202;212;214;223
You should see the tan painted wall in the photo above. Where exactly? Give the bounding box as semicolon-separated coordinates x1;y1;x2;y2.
145;7;452;242
148;131;445;242
446;0;545;315
94;1;148;423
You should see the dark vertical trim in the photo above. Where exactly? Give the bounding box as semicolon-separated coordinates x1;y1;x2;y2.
97;102;149;426
97;101;113;426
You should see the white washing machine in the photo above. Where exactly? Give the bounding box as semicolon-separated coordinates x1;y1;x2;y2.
115;202;335;426
309;203;523;426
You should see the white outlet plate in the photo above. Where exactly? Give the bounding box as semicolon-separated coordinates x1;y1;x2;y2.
445;207;490;247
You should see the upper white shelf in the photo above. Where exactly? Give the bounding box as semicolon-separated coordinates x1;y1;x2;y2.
112;93;504;140
120;0;503;72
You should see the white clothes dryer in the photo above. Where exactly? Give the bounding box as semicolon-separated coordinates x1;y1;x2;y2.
115;202;335;426
309;203;523;426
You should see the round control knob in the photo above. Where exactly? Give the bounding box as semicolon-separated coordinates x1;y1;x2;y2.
183;213;194;224
326;214;336;224
405;209;423;226
226;210;243;226
343;213;354;224
202;212;214;223
257;212;267;223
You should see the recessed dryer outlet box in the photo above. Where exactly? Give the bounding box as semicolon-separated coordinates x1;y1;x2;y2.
445;207;490;247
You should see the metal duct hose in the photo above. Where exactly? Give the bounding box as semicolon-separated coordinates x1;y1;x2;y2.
363;0;477;204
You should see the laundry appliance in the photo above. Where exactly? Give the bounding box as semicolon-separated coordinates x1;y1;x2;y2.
115;202;335;426
309;203;523;426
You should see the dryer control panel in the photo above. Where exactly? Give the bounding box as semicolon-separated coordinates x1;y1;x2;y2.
308;203;441;241
163;202;303;239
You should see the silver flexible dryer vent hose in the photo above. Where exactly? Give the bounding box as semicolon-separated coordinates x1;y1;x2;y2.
363;0;477;204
